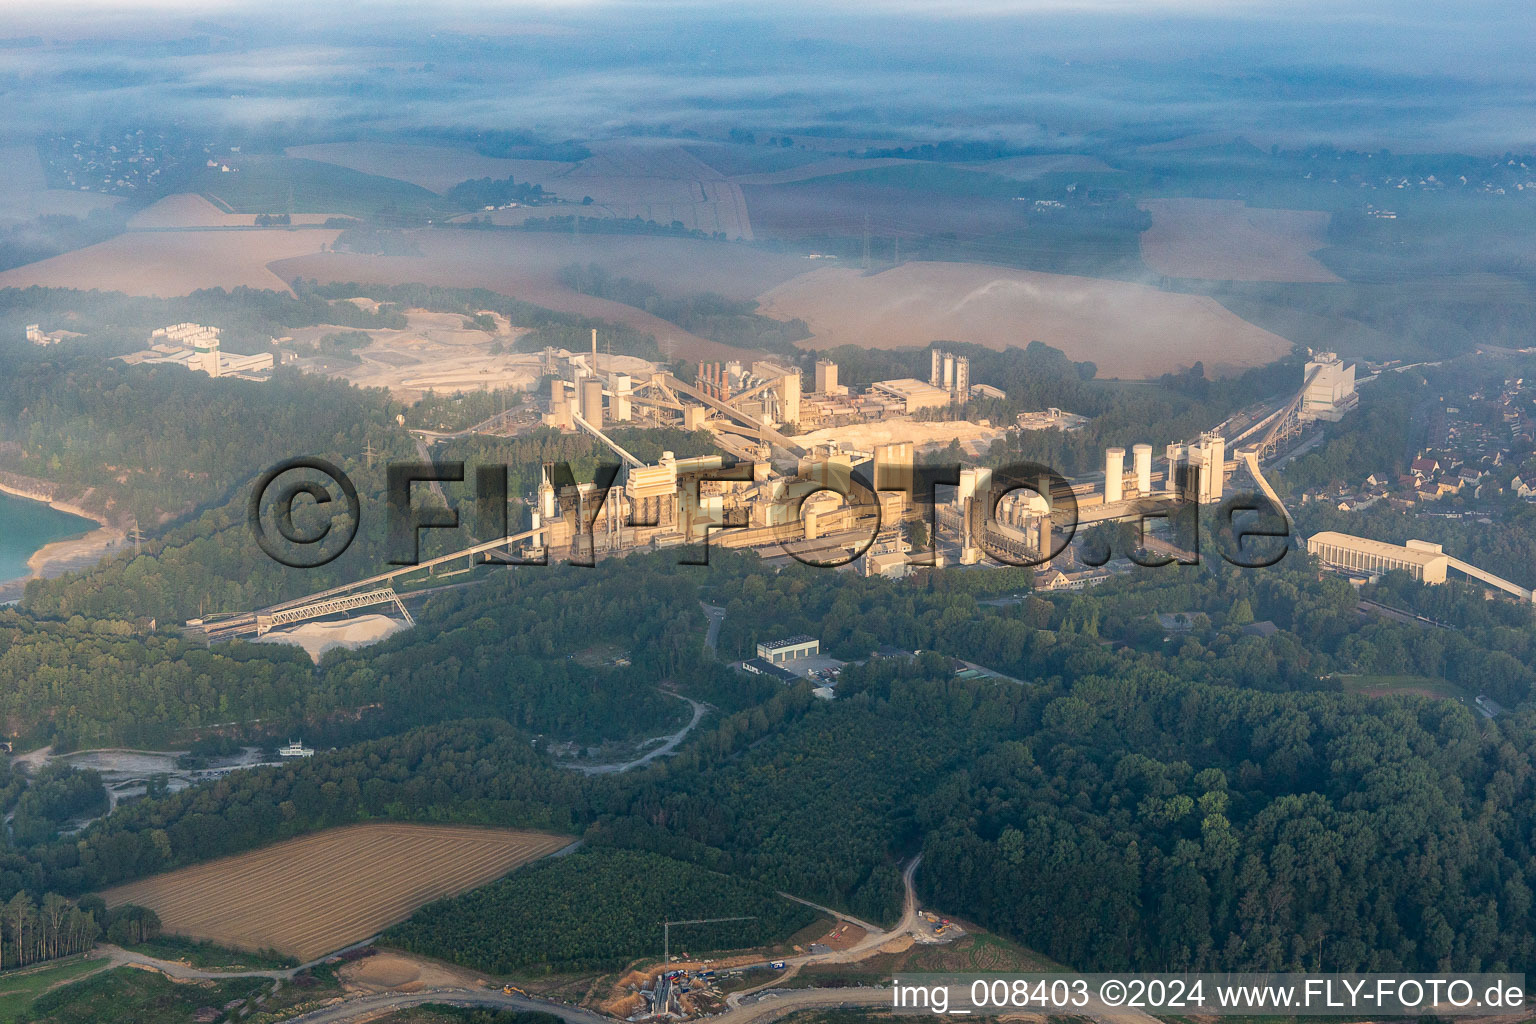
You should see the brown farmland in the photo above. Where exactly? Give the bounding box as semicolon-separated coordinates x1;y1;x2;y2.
0;228;339;296
286;141;577;194
128;193;339;229
757;261;1295;378
273;229;812;362
100;824;571;961
1138;198;1343;282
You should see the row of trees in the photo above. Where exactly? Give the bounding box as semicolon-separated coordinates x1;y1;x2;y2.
0;891;155;971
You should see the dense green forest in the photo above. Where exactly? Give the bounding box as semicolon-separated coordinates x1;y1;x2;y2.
9;763;107;846
0;352;404;527
4;551;722;749
0;283;404;354
0;544;1530;972
384;847;816;972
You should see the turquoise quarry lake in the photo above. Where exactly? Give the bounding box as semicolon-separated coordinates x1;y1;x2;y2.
0;489;98;586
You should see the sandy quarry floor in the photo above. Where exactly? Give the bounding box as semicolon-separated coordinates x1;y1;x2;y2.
339;951;488;995
794;417;1009;454
253;614;410;663
291;307;551;403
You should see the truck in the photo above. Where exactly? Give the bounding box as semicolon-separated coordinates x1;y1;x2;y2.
769;961;786;970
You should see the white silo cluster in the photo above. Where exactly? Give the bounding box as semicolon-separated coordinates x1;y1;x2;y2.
1104;443;1160;504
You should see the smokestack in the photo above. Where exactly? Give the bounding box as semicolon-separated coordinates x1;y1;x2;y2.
1105;447;1125;504
1133;444;1153;495
591;328;598;373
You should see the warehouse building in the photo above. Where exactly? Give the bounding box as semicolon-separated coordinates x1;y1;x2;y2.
755;635;821;664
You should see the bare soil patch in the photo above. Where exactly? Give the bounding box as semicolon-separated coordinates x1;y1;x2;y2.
758;261;1294;378
100;824;570;962
271;230;807;362
1138;197;1342;282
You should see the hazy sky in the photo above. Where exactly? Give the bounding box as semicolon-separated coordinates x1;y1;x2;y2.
2;0;1531;152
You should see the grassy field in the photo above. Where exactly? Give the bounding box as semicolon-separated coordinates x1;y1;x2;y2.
193;156;442;219
101;824;571;961
15;967;265;1024
0;958;104;1023
1337;674;1470;701
118;935;296;971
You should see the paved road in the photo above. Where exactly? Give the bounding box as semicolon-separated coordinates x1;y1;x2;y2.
567;693;709;775
279;987;616;1024
103;936;381;981
701;602;726;652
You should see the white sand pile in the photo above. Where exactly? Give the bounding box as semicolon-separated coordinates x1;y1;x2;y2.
254;614;410;663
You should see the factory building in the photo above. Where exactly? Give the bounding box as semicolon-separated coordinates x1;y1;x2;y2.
580;378;605;429
870;377;953;413
756;635;820;663
610;373;633;422
1166;433;1226;504
929;349;970;403
873;441;915;494
1304;532;1449;583
815;359;841;395
1301;352;1358;422
118;324;274;381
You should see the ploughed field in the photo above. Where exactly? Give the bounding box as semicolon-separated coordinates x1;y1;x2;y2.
100;823;571;961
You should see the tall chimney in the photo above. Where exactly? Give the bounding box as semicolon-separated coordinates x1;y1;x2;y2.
591;328;599;373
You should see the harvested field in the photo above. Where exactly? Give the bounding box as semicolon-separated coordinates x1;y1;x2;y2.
758;261;1294;378
128;193;337;229
559;139;754;239
0;228;339;296
730;153;1115;186
0;143;122;226
286;142;576;194
743;174;1029;240
1138;198;1343;282
100;824;571;961
958;153;1118;178
727;156;918;186
272;229;809;362
292;139;755;238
